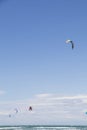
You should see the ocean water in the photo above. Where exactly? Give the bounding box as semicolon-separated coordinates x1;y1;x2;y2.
0;126;87;130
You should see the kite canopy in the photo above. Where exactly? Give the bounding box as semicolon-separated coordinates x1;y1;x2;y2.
65;39;74;49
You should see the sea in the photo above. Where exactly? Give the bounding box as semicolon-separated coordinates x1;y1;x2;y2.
0;126;87;130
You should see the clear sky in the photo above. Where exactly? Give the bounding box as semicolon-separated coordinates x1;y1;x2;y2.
0;0;87;125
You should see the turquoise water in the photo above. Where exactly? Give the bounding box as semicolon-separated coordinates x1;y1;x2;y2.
0;126;87;130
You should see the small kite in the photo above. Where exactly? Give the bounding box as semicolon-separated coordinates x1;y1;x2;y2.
9;108;18;118
85;112;87;115
29;106;32;111
65;39;74;49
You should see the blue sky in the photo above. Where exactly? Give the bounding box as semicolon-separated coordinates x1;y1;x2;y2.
0;0;87;125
